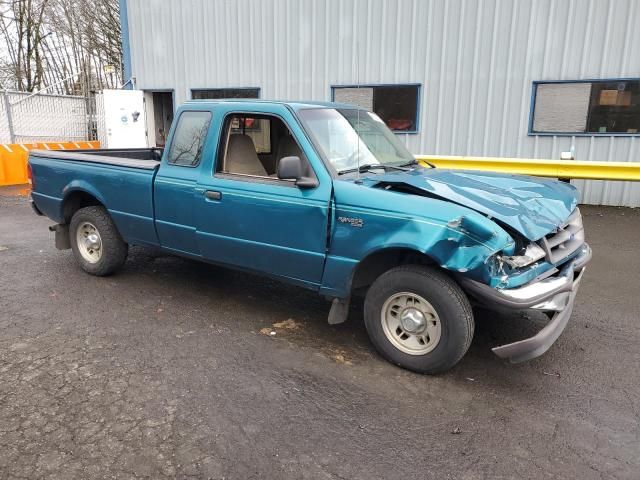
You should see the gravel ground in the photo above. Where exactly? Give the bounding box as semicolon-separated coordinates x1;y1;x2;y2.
1;188;639;479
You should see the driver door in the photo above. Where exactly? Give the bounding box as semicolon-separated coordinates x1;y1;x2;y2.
194;106;332;288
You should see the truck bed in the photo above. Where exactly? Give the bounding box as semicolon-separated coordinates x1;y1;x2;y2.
29;149;161;247
30;148;163;170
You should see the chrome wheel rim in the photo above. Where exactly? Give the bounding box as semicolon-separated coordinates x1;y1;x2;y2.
381;292;442;355
76;221;102;263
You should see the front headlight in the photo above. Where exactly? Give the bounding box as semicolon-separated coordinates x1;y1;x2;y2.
499;243;546;268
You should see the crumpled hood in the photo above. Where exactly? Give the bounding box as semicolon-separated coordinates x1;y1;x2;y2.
370;168;579;241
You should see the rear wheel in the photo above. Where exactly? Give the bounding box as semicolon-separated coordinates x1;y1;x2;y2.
364;265;474;374
69;206;128;276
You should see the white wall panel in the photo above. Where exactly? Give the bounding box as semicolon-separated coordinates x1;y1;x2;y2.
126;0;640;206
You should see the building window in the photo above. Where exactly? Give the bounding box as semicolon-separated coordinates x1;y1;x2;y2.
167;111;212;167
191;88;260;100
332;84;420;132
531;80;640;135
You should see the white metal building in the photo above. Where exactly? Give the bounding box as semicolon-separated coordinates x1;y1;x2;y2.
121;0;640;206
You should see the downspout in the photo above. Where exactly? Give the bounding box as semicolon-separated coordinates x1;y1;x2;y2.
119;0;134;90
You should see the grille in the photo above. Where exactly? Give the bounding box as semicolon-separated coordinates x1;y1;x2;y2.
538;208;585;264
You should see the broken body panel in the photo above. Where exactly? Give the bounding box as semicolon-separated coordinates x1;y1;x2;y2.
323;166;583;295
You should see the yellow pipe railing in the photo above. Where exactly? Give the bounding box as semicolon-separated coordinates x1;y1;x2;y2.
2;147;638;185
416;155;640;182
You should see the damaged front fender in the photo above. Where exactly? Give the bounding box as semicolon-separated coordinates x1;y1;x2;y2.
420;211;515;282
320;182;518;297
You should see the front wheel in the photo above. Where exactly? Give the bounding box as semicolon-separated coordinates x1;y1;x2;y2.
364;265;474;374
69;206;128;276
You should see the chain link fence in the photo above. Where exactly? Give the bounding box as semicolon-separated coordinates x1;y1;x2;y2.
0;90;96;144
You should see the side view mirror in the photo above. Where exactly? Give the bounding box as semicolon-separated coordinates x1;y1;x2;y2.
277;156;318;188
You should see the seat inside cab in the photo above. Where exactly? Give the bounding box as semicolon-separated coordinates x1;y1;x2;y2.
219;114;310;178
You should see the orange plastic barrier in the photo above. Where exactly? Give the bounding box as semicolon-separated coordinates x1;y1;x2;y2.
0;141;100;186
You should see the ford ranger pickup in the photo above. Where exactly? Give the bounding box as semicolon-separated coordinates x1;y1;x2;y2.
29;100;592;373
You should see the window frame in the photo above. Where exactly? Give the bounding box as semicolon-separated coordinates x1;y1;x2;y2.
165;110;213;168
214;111;318;188
330;83;422;134
190;87;261;100
528;78;640;137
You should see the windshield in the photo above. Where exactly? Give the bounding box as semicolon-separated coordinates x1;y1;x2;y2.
298;108;415;174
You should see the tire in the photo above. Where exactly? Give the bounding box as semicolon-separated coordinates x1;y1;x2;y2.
69;206;128;276
363;265;474;374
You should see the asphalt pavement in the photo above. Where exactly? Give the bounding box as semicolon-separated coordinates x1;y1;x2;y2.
1;188;639;479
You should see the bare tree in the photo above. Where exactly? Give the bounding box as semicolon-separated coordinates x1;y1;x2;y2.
0;0;50;91
0;0;123;94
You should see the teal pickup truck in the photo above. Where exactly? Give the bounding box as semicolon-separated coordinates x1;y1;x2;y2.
29;100;591;373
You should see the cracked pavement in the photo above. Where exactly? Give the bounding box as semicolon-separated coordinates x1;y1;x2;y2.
1;190;639;479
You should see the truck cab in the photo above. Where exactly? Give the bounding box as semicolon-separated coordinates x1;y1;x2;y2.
153;102;333;290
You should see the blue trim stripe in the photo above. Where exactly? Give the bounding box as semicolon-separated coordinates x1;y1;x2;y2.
119;0;132;89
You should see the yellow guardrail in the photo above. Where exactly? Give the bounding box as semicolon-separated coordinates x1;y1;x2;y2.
2;147;637;185
0;141;100;186
416;155;640;182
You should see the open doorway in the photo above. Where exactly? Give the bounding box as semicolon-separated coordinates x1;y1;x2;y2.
144;91;174;147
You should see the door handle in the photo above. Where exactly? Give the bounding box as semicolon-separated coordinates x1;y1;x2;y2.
204;190;222;201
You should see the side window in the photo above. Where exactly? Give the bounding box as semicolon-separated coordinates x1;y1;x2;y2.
217;113;310;179
191;88;260;100
167;111;212;166
229;116;271;154
332;84;420;132
531;80;640;135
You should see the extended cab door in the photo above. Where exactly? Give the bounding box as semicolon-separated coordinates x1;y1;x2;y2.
194;104;332;288
154;108;214;256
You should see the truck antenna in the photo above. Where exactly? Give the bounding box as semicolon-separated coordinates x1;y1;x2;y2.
355;40;362;184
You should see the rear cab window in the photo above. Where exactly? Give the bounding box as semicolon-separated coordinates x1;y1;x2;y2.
167;111;212;167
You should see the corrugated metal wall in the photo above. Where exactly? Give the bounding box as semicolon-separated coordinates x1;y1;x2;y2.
126;0;640;207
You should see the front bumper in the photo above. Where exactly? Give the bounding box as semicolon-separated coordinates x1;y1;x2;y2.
459;243;592;363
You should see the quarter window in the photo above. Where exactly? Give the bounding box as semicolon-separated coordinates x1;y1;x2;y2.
332;85;420;132
531;80;640;135
167;111;212;166
191;88;260;100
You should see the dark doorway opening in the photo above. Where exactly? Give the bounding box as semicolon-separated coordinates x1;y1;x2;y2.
151;91;174;147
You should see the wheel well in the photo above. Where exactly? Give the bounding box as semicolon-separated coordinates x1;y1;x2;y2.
351;248;436;293
62;191;103;223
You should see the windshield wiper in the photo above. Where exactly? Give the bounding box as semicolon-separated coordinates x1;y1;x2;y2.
338;163;409;175
400;158;436;169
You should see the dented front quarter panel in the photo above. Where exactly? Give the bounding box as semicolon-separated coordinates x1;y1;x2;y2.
373;168;580;241
320;180;516;297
